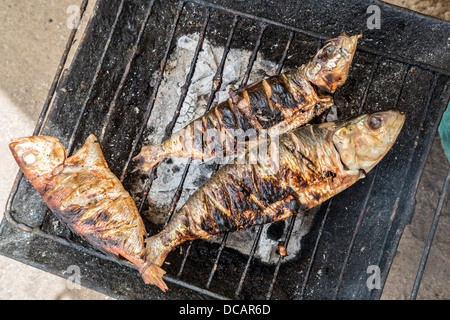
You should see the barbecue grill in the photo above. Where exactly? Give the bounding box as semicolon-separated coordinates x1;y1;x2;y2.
1;0;449;300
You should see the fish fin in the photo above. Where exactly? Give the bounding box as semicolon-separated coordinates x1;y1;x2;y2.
132;144;164;172
140;263;168;292
66;134;109;168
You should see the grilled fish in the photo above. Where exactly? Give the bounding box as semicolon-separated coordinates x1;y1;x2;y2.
143;110;405;290
9;134;167;291
134;33;361;171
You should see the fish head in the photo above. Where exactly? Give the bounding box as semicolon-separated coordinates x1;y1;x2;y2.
332;110;405;173
9;136;66;184
305;32;361;93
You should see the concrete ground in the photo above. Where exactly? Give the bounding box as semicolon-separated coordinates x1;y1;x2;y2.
0;0;448;299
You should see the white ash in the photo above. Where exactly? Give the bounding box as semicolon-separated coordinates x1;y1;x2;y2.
326;105;338;122
134;33;319;263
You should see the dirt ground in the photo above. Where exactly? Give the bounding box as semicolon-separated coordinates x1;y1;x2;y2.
0;0;448;299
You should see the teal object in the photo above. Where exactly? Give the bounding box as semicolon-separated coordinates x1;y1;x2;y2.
438;101;450;162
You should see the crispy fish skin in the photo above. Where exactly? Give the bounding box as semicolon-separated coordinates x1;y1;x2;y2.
134;33;361;171
143;110;405;290
9;134;167;291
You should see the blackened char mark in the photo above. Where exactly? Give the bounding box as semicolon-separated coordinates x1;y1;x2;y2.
279;164;309;190
199;171;260;235
212;208;237;234
96;210;110;221
241;195;302;229
240;166;266;204
273;196;302;218
246;84;284;129
266;76;302;113
204;104;240;155
82;218;97;226
201;190;238;234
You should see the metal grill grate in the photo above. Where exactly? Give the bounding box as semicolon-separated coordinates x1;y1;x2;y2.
1;0;449;300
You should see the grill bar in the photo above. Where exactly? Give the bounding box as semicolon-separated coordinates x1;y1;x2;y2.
163;10;210;140
193;21;287;290
296;199;333;299
143;5;211;280
234;226;264;297
333;62;410;297
205;233;228;288
160;8;210;221
294;55;401;299
172;14;240;280
371;72;440;299
176;240;192;278
334;166;378;297
369;70;441;300
239;22;267;88
275;31;294;75
164;14;239;226
410;166;450;300
36;0;90;137
358;55;381;114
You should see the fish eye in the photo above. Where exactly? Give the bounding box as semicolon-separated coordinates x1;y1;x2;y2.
368;114;384;130
22;151;37;165
322;45;336;59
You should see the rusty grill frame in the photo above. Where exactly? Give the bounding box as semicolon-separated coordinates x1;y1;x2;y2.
2;0;450;300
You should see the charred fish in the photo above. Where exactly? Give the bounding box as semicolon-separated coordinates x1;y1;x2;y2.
134;33;361;171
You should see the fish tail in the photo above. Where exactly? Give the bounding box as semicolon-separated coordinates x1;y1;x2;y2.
141;234;175;291
133;144;165;172
139;262;168;292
